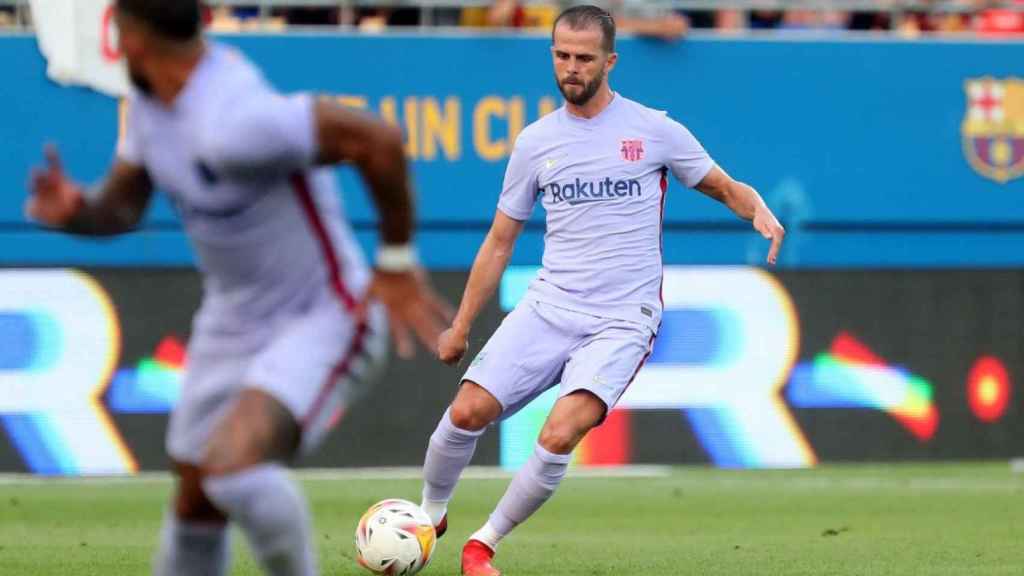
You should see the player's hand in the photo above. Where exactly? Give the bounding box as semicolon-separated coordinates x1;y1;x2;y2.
26;144;83;227
365;268;453;359
753;206;785;266
437;324;469;366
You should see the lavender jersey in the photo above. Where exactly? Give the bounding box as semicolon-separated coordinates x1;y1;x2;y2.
117;43;369;351
498;93;714;332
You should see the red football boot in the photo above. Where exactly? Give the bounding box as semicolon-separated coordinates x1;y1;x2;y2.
461;539;500;576
434;514;448;539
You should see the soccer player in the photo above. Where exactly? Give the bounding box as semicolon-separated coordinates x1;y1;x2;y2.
418;5;785;576
25;1;450;575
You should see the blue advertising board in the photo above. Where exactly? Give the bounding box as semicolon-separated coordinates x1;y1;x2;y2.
1;33;1022;267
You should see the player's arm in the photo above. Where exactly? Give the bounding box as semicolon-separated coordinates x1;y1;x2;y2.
438;210;525;365
312;98;451;358
26;145;154;236
696;165;785;265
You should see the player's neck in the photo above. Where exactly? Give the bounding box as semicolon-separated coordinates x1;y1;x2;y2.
566;86;614;120
150;41;207;107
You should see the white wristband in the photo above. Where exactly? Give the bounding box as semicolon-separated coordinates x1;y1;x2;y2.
376;244;418;272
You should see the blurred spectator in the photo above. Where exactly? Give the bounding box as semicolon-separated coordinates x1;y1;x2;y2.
461;0;557;29
848;11;893;31
714;9;746;32
209;6;285;31
274;7;339;26
780;9;850;30
749;10;784;29
933;11;971;33
683;10;716;29
356;7;460;29
0;7;15;28
975;2;1024;35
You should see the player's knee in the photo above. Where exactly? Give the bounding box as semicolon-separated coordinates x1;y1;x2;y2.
538;423;585;455
202;389;300;477
448;401;491;432
174;464;227;523
449;383;501;431
200;418;269;477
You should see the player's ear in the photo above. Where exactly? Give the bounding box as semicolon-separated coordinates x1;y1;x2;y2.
605;51;618;72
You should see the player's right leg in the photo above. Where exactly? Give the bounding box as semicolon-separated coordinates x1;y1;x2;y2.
420;381;502;535
420;300;573;539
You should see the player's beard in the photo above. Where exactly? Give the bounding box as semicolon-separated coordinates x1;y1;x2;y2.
557;70;604;106
128;64;153;95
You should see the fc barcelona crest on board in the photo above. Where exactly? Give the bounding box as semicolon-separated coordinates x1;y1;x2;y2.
962;77;1024;184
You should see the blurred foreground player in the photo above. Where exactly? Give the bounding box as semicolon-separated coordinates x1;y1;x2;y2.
26;1;450;574
417;5;785;576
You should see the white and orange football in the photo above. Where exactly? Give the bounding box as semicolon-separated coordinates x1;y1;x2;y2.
354;499;436;576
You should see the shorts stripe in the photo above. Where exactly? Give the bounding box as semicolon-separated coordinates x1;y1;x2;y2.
302;321;368;428
614;332;657;405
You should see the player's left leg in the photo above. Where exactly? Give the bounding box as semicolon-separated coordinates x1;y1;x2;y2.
201;301;387;576
463;319;654;576
461;391;604;576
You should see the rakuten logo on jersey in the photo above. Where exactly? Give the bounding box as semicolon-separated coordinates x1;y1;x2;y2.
544;177;642;206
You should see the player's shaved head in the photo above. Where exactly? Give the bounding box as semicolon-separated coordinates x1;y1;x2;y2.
115;0;201;42
553;5;616;53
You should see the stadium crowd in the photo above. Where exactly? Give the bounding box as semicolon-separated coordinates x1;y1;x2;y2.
199;0;1024;37
0;1;1021;36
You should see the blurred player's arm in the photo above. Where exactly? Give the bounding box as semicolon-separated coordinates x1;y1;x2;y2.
313;98;412;245
313;98;451;358
696;165;785;265
26;146;153;236
438;210;524;365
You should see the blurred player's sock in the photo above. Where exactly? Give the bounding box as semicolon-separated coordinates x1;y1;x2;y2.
153;512;230;576
203;464;316;576
479;444;571;548
421;408;486;525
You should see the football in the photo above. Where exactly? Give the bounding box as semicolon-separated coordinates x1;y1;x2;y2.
354;499;437;575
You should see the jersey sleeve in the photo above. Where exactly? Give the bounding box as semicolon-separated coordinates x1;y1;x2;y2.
496;135;540;221
202;92;317;176
662;116;715;188
116;96;144;166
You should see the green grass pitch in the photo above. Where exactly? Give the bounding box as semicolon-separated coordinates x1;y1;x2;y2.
0;463;1021;575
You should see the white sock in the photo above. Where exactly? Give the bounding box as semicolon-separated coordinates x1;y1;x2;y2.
468;521;504;552
153;512;230;576
486;444;571;542
202;464;317;576
421;499;448;527
421;408;485;525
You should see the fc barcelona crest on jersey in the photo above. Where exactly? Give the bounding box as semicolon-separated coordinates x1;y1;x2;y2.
621;139;644;162
962;77;1024;183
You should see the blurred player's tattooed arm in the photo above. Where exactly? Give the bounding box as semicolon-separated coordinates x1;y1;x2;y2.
312;97;413;245
67;160;154;236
